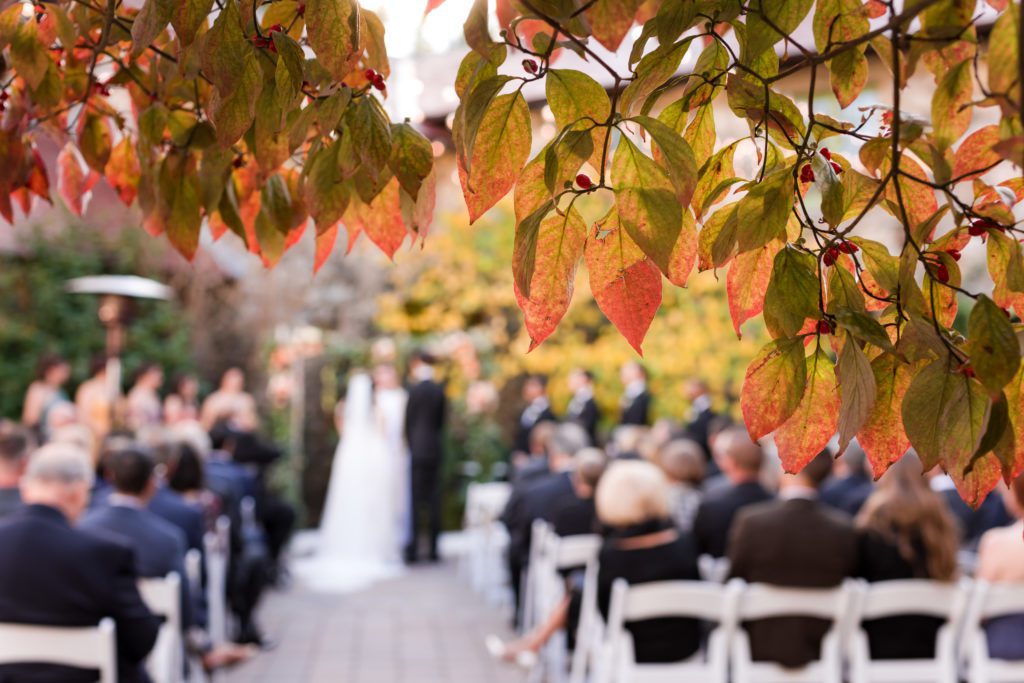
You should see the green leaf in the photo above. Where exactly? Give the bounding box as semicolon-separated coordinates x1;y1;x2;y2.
775;346;839;472
836;338;877;453
345;96;392;187
158;151;202;260
932;58;973;149
813;0;870;108
632;115;698;209
273;32;306;112
859;353;913;478
389;122;433;201
10;21;49;90
834;309;895;352
201;0;264;146
304;140;350;233
903;358;991;470
546;69;610;169
611;136;682;274
79;114;112;174
454;75;513;179
512;198;556;299
655;0;699;45
463;0;503;64
744;0;814;61
741;336;808;440
305;0;361;80
725;75;806;145
316;88;353;134
968;294;1022;395
736;167;794;252
543;129;592;194
764;246;820;338
172;0;215;48
619;38;692;116
826;264;866;314
131;0;175;56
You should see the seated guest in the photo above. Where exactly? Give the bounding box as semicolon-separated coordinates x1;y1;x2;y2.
821;440;874;517
728;449;858;668
657;438;705;532
927;467;1011;547
511;420;557;484
608;424;648;460
486;447;608;665
500;423;590;627
0;443;160;683
976;474;1024;660
0;422;32;519
855;455;959;659
693;427;773;557
164;374;201;425
21;353;71;438
596;460;702;663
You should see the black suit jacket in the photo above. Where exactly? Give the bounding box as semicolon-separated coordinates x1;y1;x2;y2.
0;505;161;683
619;391;651;426
148;486;204;552
693;481;773;558
683;407;716;460
820;474;874;517
0;487;21;520
566;396;600;445
405;379;447;465
513;404;557;455
727;497;859;669
500;471;575;566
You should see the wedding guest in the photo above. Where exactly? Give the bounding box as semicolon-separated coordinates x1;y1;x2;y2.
201;368;259;431
608;424;648;460
125;363;164;432
0;423;32;519
976;474;1024;660
513;374;556;457
618;361;651;426
404;351;447;563
164;374;201;425
75;355;116;440
681;379;717;460
693;427;773;557
928;467;1010;547
821;440;874;517
21;353;71;437
0;443;160;683
565;369;600;445
855;455;959;659
511;420;557;483
728;449;858;669
658;438;706;532
43;399;79;438
595;460;702;662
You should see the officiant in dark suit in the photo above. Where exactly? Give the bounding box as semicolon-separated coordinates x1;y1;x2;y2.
513;375;557;457
618;361;651;426
404;351;447;563
565;369;600;445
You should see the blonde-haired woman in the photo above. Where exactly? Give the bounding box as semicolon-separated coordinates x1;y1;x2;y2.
595;460;702;663
855;454;959;660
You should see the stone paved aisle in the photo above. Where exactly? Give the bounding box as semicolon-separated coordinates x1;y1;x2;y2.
223;561;528;683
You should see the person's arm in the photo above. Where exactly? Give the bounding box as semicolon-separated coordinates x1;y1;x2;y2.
21;384;42;426
108;545;161;664
975;530;1001;581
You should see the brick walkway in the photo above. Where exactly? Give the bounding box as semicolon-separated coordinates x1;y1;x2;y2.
223;560;528;683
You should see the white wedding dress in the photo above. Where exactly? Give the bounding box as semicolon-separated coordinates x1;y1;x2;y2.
293;373;409;593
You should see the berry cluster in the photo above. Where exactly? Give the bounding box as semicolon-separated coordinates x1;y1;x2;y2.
819;148;843;175
364;69;386;91
0;91;8;113
822;240;859;266
251;24;285;52
967;218;1004;238
523;59;539;74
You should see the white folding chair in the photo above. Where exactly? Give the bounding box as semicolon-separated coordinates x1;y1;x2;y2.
731;580;855;683
531;530;603;683
138;573;183;683
204;515;230;646
962;580;1024;683
699;554;731;584
570;558;603;683
0;618;117;683
594;578;741;683
462;482;513;601
522;519;552;633
847;579;969;683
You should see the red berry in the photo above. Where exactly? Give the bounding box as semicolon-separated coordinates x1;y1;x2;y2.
962;365;976;378
1;92;9;101
816;320;833;335
823;252;835;266
364;69;377;81
837;240;858;254
830;161;843;174
799;164;815;183
575;173;593;189
934;263;949;283
372;75;386;91
820;148;832;161
523;59;538;74
232;156;244;168
296;3;305;16
268;24;285;33
947;249;961;261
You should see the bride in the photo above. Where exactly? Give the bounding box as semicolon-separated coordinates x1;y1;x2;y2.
294;365;409;592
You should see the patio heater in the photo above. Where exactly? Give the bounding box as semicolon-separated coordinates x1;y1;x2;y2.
66;275;173;429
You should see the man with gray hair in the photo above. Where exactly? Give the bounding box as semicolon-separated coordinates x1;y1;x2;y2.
0;443;160;683
0;422;33;519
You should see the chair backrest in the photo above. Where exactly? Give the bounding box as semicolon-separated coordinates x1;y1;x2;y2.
614;578;741;623
550;534;602;571
138;573;182;683
854;579;968;621
137;573;181;625
735;581;853;622
465;482;512;526
699;554;731;583
971;580;1024;620
0;618;117;683
205;515;230;645
184;548;202;592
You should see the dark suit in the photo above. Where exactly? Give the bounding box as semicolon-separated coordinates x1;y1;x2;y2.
619;390;651;426
513;400;556;455
693;480;773;558
566;392;600;445
0;487;21;519
683;405;716;461
728;497;859;669
820;473;874;517
0;505;160;683
80;503;193;630
148;486;204;552
404;377;447;560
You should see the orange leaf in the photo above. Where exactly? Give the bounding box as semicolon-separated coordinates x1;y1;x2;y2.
741;337;808;441
515;208;586;350
1003;365;1024;482
951;452;1003;509
727;239;782;338
105;137;140;205
585;208;662;355
952;125;1002;181
667;210;698;287
314;223;339;273
775;346;840;473
344;178;406;260
458;91;531;223
26;149;50;201
586;0;640;52
859;354;913;479
57;144;96;216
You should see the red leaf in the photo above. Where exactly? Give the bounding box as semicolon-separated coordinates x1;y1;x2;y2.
423;0;447;15
57;144;96;216
585;208;662;355
458;92;531;223
858;354;913;479
344;178;406;260
26;150;50;201
667;210;698;287
741;337;808;441
951;452;1003;509
953;125;1002;181
586;0;640;52
105;137;140;205
775;347;840;473
515;208;586;350
727;239;782;338
314;223;339;273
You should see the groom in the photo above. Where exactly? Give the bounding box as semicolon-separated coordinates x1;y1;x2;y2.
404;351;447;563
